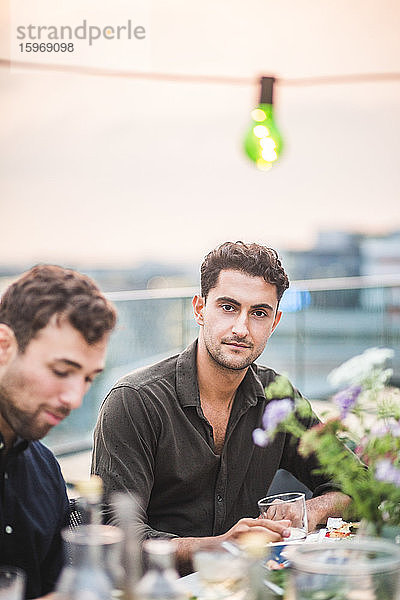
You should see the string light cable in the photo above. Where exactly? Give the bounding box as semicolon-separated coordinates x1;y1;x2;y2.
1;58;400;86
1;58;399;171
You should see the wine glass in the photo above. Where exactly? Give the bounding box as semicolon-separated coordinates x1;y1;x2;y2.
193;541;247;600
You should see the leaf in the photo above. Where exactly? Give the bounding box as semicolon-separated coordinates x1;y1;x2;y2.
264;375;294;400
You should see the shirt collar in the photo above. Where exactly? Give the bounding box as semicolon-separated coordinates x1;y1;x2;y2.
238;363;267;407
176;340;200;408
0;430;29;455
175;339;266;408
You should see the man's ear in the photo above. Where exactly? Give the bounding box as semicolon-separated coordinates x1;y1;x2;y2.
270;310;282;336
192;295;205;327
0;324;18;368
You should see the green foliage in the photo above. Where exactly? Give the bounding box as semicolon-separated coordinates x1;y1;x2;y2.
259;349;400;531
264;375;295;401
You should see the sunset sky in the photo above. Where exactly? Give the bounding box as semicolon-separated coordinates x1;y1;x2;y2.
1;0;399;268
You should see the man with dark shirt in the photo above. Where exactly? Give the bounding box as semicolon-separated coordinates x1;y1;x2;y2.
0;265;116;599
92;242;350;569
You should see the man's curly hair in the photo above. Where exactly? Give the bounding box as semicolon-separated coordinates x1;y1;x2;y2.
0;264;117;352
200;241;289;305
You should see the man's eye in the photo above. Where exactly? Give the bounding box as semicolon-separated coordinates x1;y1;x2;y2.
222;304;235;312
85;376;94;384
253;310;267;318
53;370;69;378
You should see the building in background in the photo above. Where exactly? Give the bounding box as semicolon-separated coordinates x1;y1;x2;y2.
286;231;362;281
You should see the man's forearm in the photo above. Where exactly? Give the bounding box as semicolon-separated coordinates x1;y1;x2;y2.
175;536;210;575
306;491;351;531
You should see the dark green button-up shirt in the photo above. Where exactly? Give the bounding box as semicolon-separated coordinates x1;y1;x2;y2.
92;341;333;539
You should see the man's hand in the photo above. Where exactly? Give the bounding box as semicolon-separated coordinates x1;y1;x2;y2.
306;491;351;532
220;517;291;544
261;498;304;528
175;517;291;575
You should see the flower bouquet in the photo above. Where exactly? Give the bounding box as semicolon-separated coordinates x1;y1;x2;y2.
253;348;400;534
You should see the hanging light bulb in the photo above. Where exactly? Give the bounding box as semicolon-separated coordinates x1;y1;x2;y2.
243;76;284;171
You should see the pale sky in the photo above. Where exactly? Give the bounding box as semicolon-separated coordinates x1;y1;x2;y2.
1;0;400;268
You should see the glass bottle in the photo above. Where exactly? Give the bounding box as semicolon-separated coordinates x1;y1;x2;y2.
56;476;124;600
112;492;142;600
56;525;123;600
134;540;186;600
74;475;104;525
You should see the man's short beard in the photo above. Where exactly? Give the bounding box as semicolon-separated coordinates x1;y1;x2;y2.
0;386;48;441
0;386;15;432
206;344;256;371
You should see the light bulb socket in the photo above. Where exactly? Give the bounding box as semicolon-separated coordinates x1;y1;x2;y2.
259;76;275;105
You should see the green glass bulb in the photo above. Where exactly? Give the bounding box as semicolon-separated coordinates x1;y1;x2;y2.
243;77;284;171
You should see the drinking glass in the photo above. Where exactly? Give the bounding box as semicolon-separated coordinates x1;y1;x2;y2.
287;538;400;600
258;492;308;542
193;541;247;600
0;566;25;600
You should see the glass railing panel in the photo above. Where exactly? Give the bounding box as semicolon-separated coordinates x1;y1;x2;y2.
260;284;400;398
45;296;197;453
44;280;400;455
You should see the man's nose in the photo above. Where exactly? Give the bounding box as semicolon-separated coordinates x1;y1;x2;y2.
59;380;87;410
232;312;249;338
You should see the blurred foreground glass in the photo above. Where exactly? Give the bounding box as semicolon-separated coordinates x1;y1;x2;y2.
258;492;308;542
287;538;400;600
193;540;248;600
56;524;124;600
112;492;142;598
0;567;25;600
135;539;185;600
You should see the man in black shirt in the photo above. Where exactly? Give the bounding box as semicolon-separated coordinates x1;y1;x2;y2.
0;265;116;598
92;241;350;569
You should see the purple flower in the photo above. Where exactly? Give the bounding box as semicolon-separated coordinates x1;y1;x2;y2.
371;422;400;438
333;385;362;419
253;399;293;447
252;428;270;447
262;398;293;433
388;422;400;437
375;459;400;487
370;423;389;438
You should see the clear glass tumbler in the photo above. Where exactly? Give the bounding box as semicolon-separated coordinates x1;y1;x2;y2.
258;492;308;542
193;540;248;600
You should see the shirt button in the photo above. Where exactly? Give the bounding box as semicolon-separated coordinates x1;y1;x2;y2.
5;525;13;534
4;472;8;480
217;495;223;503
0;442;4;450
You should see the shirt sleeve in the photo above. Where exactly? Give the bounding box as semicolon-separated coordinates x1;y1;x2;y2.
91;385;177;541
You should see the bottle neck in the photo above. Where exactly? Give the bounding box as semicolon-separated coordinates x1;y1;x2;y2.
74;475;104;526
147;553;175;572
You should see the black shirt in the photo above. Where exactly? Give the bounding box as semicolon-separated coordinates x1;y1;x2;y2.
92;341;334;540
0;434;69;599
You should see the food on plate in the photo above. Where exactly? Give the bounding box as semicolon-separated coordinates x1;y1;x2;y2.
325;518;359;538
